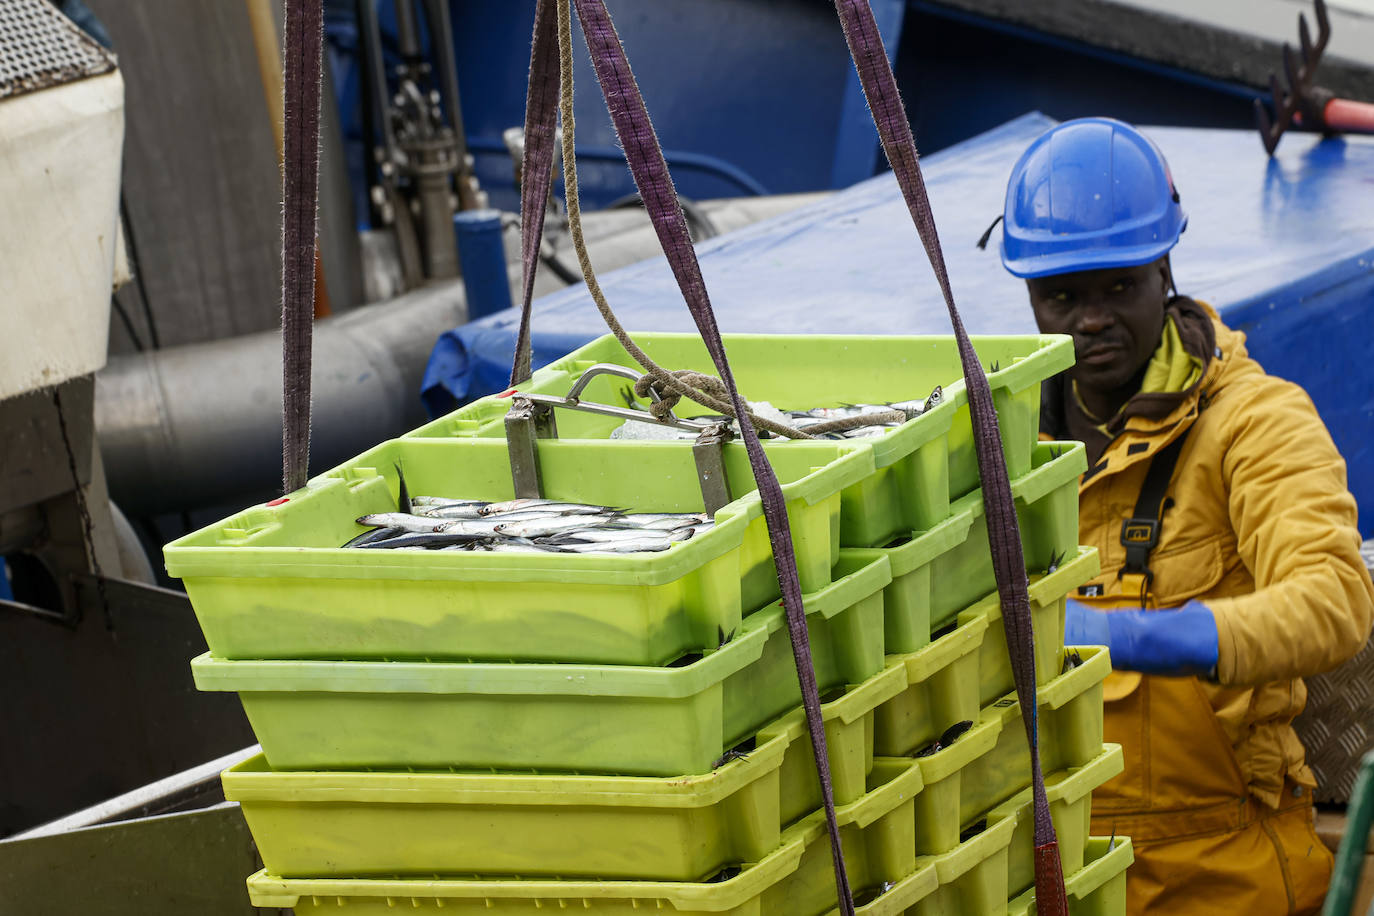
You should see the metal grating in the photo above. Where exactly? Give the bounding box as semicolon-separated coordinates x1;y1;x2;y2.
1293;539;1374;803
0;0;116;100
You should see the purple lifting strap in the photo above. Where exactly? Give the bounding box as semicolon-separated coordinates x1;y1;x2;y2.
280;0;323;495
831;1;1066;912
512;0;856;910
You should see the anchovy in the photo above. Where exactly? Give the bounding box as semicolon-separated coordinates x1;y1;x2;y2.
480;499;619;517
341;525;407;547
475;498;559;516
551;527;694;546
546;528;673;544
411;496;485;508
357;513;466;533
352;530;492;549
412;503;487;519
550;538;674;553
614;512;709;530
493;514;619;538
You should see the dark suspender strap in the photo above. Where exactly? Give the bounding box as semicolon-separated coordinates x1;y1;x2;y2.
1119;427;1192;589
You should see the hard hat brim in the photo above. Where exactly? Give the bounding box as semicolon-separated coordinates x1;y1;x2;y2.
1000;237;1179;280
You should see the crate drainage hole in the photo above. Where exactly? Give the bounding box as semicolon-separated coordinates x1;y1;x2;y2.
914;719;974;758
667;651;704;668
959;817;988;842
853;882;896;907
819;686;848;704
712;736;757;769
706;864;743;883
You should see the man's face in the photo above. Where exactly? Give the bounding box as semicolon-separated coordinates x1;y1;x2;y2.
1026;259;1170;395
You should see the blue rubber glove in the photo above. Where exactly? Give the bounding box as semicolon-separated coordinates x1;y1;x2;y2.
1064;599;1219;678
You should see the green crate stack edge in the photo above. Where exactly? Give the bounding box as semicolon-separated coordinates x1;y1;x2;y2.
163;334;1123;912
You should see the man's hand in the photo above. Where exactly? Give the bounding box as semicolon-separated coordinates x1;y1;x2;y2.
1065;599;1220;678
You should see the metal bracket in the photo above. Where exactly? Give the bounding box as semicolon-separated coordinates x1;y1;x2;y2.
503;366;736;503
693;422;735;515
504;396;553;499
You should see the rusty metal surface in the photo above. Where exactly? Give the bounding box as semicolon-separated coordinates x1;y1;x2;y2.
1294;539;1374;803
0;0;114;100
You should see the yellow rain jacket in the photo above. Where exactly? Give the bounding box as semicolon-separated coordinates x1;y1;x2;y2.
1040;298;1374;915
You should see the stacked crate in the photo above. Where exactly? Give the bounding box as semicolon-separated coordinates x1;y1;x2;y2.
167;333;1130;914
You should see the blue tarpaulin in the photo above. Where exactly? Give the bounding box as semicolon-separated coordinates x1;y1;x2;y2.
424;113;1374;534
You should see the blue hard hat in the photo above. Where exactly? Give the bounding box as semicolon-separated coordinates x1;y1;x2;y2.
1000;118;1187;279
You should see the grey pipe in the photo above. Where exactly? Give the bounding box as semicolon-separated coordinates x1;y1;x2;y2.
96;282;466;516
95;193;828;517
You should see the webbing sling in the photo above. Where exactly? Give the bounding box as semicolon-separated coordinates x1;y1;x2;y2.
1120;426;1192;606
280;0;324;494
511;0;855;909
831;3;1067;912
511;2;1066;911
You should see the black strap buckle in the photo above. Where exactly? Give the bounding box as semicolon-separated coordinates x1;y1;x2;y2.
1119;517;1159;577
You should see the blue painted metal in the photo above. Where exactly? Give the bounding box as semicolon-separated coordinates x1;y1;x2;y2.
904;1;1263;104
325;2;1270;225
453;209;513;323
830;0;906;188
423;114;1374;534
463;137;771;199
328;1;914;218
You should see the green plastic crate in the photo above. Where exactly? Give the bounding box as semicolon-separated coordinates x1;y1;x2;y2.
907;644;1111;856
873;611;988;759
910;710;1003;856
220;649;909;883
192;553;892;775
992;743;1125;899
407;333;1074;547
964;546;1100;708
1006;837;1133;916
243;757;930;915
958;646;1111;822
906;811;1018;916
840;441;1085;653
165;436;873;665
766;758;924;914
222;659;905;882
868;545;1097;763
773;657;910;826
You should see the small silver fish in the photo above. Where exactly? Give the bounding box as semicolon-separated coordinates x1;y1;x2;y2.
353;530;490;549
614;513;709;530
341;525;407;547
412;503;487;519
480;499;616;517
552;538;673;553
476;498;561;516
357;513;465;533
493;514;619;538
548;528;673;544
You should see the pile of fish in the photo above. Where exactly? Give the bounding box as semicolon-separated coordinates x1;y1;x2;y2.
610;387;943;441
344;497;712;554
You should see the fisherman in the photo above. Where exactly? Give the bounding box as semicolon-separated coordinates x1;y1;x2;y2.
996;117;1374;915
